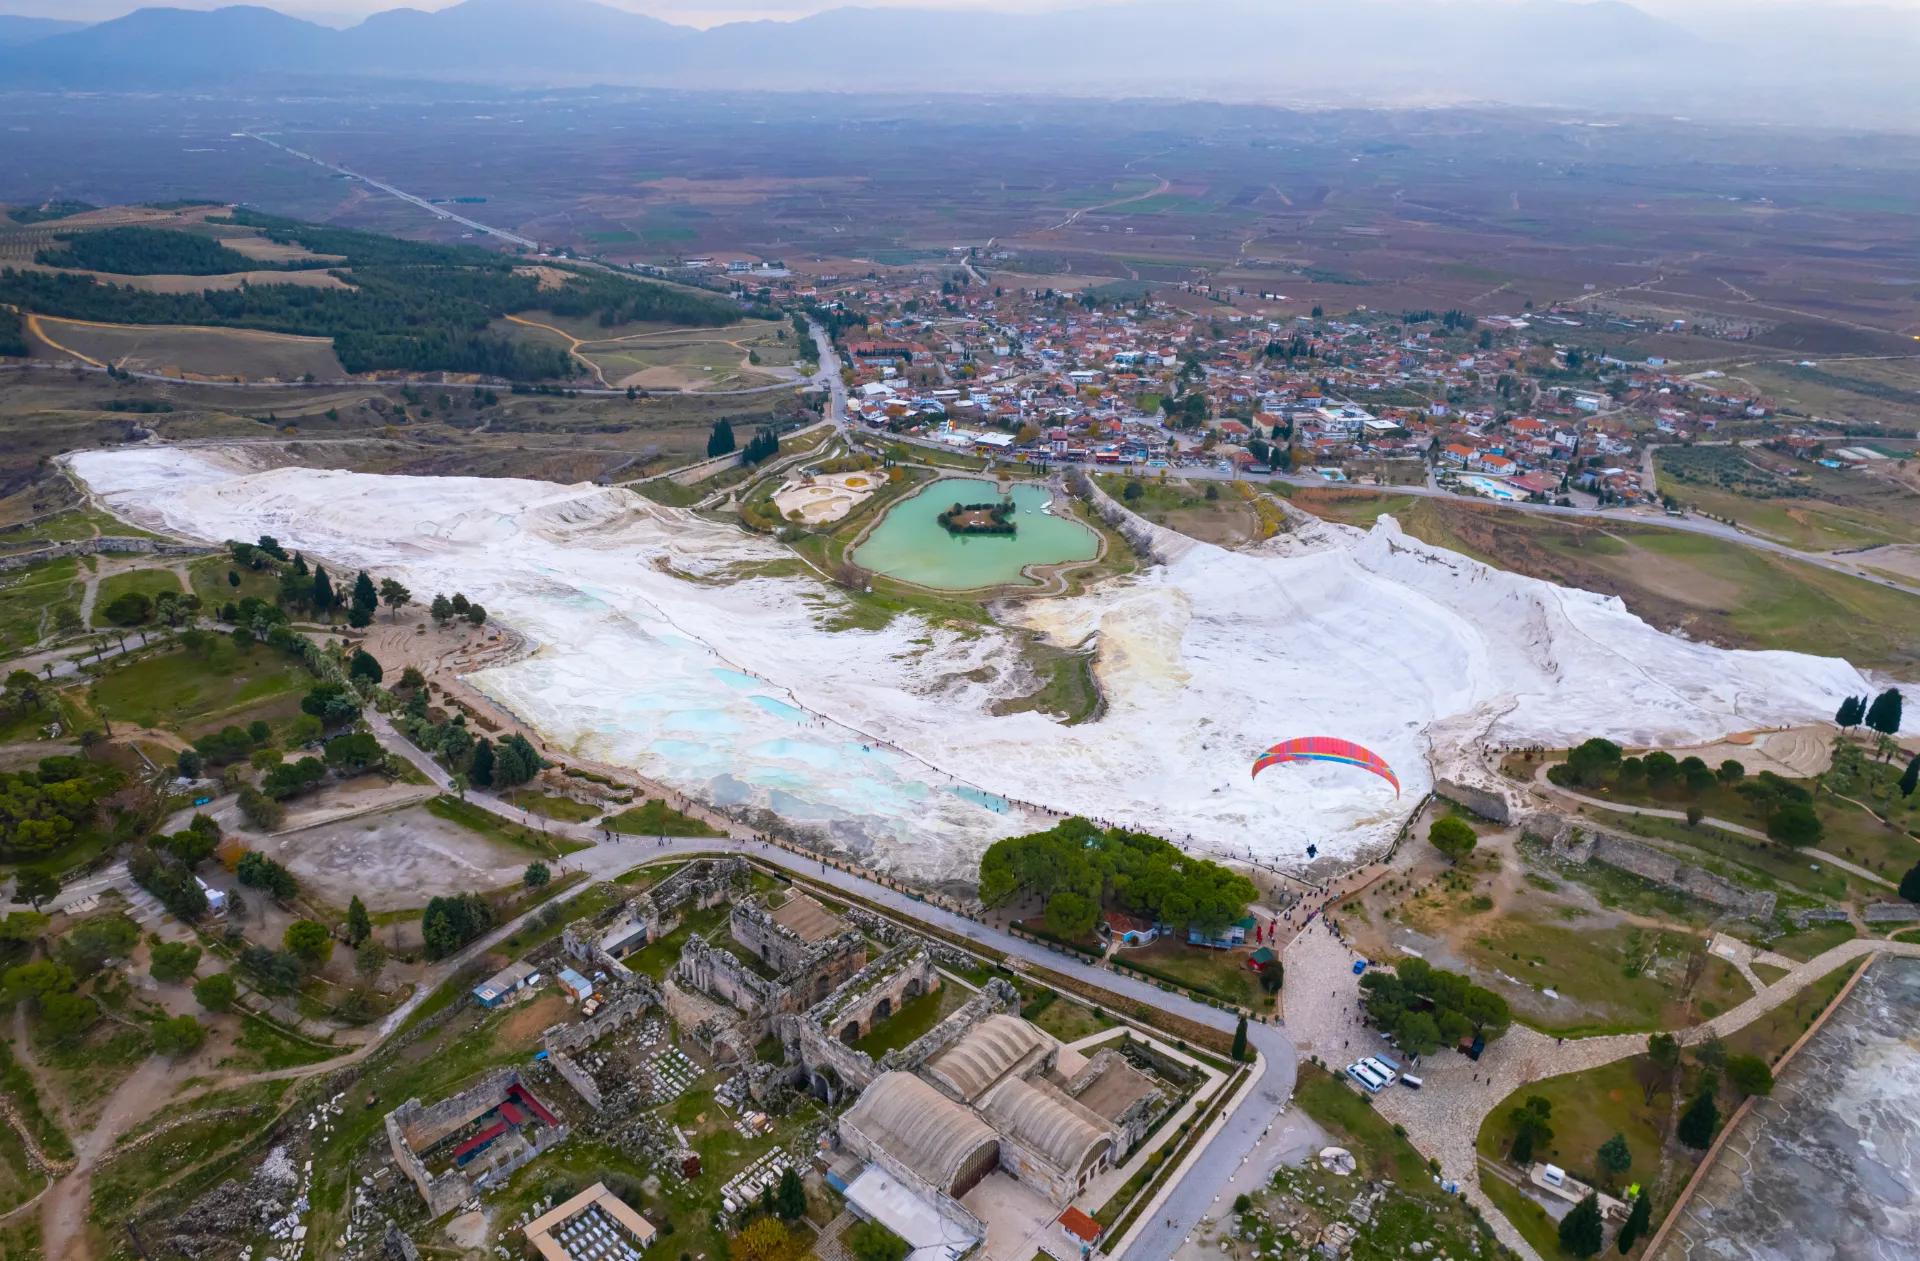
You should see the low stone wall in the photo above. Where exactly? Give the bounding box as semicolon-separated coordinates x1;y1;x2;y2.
1545;817;1775;920
0;534;211;573
1863;902;1920;925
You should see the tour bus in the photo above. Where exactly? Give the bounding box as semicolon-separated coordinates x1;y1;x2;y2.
1358;1056;1399;1087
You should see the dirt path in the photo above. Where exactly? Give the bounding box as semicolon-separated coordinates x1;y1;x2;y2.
38;1055;176;1261
1529;762;1897;888
501;313;610;388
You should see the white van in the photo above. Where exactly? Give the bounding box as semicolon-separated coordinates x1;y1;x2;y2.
1400;1073;1424;1090
1346;1061;1388;1092
1359;1057;1399;1086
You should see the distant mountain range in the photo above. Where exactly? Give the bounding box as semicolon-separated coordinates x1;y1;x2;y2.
0;0;1914;127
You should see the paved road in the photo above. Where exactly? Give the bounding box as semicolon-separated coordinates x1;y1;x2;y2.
242;131;540;251
855;424;1920;598
364;713;1296;1257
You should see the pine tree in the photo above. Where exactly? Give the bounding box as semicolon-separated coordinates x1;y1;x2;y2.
352;571;378;615
1616;1190;1651;1253
707;419;736;457
1677;1088;1719;1150
1865;688;1904;736
430;593;453;624
1558;1192;1604;1258
469;739;495;788
1835;695;1863;728
1597;1132;1632;1184
775;1165;806;1220
1231;1014;1248;1062
345;895;371;947
312;565;334;611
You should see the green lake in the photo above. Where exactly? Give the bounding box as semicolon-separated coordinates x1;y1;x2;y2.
852;477;1099;590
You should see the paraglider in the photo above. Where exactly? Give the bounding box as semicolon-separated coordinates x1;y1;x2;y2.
1252;737;1400;796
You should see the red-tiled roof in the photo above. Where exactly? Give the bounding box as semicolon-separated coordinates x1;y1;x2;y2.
1059;1207;1102;1243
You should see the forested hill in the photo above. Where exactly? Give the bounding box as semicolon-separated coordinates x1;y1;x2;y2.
0;209;755;380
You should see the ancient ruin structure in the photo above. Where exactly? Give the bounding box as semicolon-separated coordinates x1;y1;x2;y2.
385;1069;568;1217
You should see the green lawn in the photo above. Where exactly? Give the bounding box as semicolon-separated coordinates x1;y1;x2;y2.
1030;995;1113;1043
90;567;186;627
1476;1057;1671;1192
1465;917;1751;1036
1724;957;1859;1063
517;793;604;823
0;555;79;655
621;902;732;980
188;554;282;607
223;1012;341;1072
853;980;966;1058
1118;937;1261;1007
86;640;310;733
1763;920;1860;962
605;798;723;838
425;794;587;858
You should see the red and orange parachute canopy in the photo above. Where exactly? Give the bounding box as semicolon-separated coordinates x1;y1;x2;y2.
1251;737;1400;796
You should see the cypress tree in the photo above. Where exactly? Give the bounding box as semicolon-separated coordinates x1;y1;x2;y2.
1677;1088;1719;1149
312;564;334;611
1558;1192;1603;1258
1616;1190;1651;1253
345;895;371;947
469;738;495;787
1901;754;1919;799
1231;1014;1248;1062
1836;695;1864;728
1865;688;1904;736
352;570;378;613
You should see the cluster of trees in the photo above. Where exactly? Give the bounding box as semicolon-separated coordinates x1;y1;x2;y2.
1835;688;1903;738
421;892;494;959
978;817;1257;941
428;592;488;627
1358;956;1511;1056
1556;737;1824;846
129;813;221;922
0;754;124;862
237;850;297;901
36;226;309;276
5;211;745;380
0;305;23;357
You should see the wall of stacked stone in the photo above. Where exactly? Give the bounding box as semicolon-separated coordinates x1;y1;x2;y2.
1543;817;1775;919
548;1050;602;1112
542;980;661;1056
1434;777;1514;825
841;906;980;973
675;934;782;1017
1863;902;1920;924
0;535;210;573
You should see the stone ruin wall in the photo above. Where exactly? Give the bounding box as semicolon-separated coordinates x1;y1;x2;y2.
1543;816;1776;920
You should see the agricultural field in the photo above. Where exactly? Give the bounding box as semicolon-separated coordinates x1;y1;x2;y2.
32;316;348;382
495;312;796;391
1656;445;1920;551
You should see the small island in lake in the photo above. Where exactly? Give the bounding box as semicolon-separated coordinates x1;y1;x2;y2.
936;499;1017;536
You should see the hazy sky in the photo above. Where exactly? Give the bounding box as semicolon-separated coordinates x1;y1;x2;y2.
0;0;1912;29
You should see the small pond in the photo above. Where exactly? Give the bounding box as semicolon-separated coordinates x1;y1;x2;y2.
851;477;1098;590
